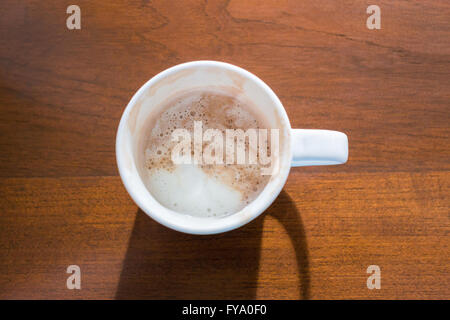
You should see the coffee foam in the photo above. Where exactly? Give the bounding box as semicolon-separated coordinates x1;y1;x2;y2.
143;89;272;217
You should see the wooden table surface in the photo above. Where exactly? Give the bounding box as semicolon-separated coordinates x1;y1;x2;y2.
0;1;448;299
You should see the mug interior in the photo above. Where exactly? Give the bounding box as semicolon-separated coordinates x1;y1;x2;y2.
116;61;292;234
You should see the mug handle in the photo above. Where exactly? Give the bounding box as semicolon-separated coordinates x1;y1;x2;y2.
291;129;348;167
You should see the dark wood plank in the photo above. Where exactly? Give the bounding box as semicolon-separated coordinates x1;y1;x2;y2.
0;1;448;177
0;173;447;299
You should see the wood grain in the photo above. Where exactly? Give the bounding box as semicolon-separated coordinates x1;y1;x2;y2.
0;0;448;299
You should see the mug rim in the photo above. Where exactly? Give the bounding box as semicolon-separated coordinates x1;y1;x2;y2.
116;60;292;234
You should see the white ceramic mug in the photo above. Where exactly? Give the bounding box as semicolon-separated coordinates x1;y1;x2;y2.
116;61;348;235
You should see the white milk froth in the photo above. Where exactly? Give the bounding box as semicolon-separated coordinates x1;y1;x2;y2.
142;89;272;217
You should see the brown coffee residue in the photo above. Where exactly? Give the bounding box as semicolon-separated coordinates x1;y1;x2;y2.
143;89;273;209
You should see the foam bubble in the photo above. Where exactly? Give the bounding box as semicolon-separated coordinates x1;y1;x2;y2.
146;164;242;217
142;90;272;218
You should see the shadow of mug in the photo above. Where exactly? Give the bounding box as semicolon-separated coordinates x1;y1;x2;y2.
115;191;309;299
